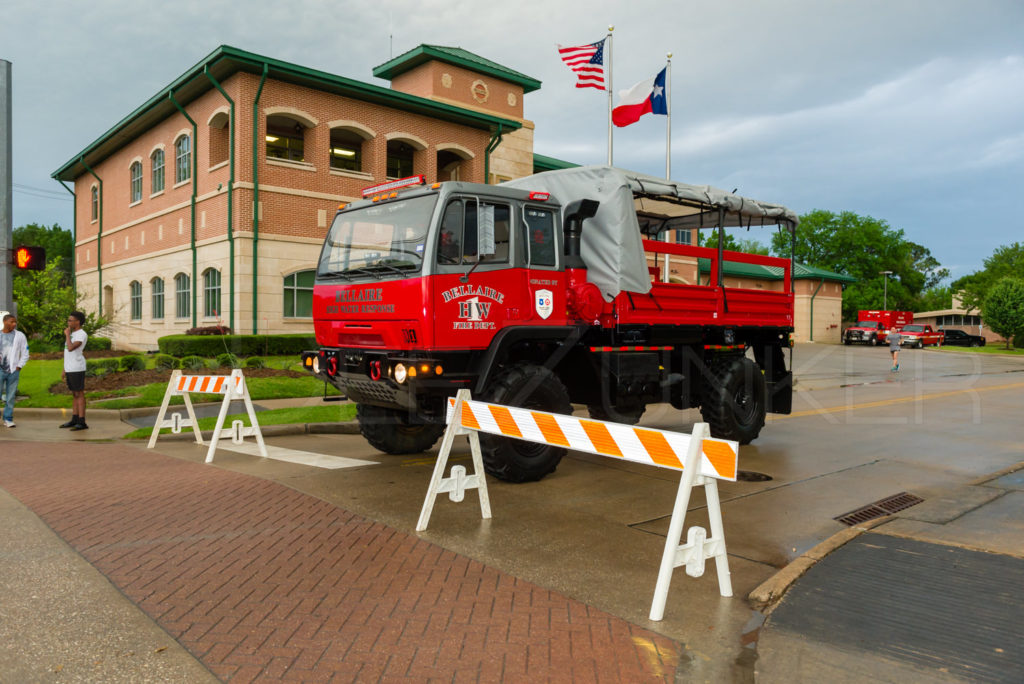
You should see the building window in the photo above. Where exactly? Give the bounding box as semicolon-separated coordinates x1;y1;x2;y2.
90;186;98;221
266;115;306;162
130;162;142;203
674;229;692;245
283;270;315;318
175;134;192;184
329;128;363;172
208;111;229;166
151;277;164;319
151;149;165;194
175;273;190;318
130;281;142;320
387;141;415;178
203;268;221;318
437;149;468;181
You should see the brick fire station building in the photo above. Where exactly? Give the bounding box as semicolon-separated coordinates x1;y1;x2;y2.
52;44;542;349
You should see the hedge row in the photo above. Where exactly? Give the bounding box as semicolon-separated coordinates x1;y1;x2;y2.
157;334;317;357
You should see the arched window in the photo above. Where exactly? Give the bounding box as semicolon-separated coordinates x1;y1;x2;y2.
386;140;416;179
283;270;315;318
203;268;221;318
90;186;98;221
175;273;190;318
129;162;142;203
130;281;142;320
151;277;165;319
208;111;229;166
174;134;192;184
151;149;165;194
266;115;307;162
329;128;364;172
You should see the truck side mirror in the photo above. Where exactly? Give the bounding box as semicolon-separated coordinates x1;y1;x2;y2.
477;204;496;257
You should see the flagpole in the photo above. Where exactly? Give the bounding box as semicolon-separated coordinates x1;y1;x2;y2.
666;53;672;180
607;25;614;166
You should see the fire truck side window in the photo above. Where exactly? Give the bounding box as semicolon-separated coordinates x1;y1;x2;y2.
437;200;510;265
524;207;556;267
481;204;510;263
438;200;463;264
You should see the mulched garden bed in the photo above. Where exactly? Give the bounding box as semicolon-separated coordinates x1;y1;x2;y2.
48;367;306;396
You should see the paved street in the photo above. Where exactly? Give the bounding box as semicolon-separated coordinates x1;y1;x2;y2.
0;344;1021;681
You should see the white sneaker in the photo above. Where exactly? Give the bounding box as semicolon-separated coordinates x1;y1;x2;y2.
3;420;14;428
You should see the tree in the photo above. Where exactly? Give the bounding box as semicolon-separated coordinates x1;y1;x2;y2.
12;260;108;343
982;277;1024;349
952;242;1024;314
696;230;771;255
770;210;949;320
12;223;74;284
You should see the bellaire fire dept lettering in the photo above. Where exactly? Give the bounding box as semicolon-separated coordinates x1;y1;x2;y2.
447;286;505;330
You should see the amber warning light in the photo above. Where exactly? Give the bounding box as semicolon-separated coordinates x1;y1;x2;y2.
12;246;46;271
361;175;425;198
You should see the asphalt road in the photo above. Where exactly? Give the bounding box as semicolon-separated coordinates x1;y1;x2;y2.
3;343;1022;681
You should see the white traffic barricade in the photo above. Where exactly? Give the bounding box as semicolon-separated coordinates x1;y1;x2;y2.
147;368;267;464
417;388;738;621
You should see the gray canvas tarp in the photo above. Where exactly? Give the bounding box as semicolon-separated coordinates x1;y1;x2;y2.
503;165;797;301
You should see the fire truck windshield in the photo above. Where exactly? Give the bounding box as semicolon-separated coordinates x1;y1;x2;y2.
317;195;438;280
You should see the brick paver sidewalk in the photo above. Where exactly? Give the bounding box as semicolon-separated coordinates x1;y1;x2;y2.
0;442;681;682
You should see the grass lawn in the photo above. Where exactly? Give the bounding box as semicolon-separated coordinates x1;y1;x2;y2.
122;403;357;439
935;345;1024;356
16;355;341;410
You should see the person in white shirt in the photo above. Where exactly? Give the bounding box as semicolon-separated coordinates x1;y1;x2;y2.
1;313;30;427
60;311;89;431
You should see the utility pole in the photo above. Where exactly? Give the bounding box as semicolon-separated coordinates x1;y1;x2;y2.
880;270;893;310
1;59;13;314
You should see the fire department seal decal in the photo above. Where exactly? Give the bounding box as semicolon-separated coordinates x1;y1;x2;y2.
535;289;553;320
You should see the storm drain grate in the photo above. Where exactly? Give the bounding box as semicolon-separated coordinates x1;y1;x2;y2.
834;491;924;526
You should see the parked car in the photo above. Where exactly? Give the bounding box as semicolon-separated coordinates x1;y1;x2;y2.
899;324;944;348
940;329;986;347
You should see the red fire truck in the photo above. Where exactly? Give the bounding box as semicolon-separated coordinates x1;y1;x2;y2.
303;166;798;482
843;310;913;345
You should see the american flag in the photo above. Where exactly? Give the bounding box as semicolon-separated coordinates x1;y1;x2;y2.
557;39;606;90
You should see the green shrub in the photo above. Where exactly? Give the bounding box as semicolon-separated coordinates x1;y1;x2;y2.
244;356;266;369
86;358;121;376
217;352;242;369
90;336;113;351
180;355;208;371
157;334;317;357
118;354;147;372
153;354;179;370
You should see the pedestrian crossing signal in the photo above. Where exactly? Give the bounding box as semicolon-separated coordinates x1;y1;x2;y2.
13;246;46;271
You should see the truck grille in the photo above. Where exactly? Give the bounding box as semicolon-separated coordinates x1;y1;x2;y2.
343;378;402;405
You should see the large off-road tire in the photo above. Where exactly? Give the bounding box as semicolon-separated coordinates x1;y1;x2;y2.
587;402;645;425
699;357;767;445
480;363;572;482
357;404;445;454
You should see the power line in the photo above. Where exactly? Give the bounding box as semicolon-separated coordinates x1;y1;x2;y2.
12;184;72;202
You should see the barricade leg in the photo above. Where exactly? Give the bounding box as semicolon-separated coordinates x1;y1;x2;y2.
240;380;267;458
704;476;733;597
205;388;236;464
147;370;178;449
649;422;706;622
416;390;491;532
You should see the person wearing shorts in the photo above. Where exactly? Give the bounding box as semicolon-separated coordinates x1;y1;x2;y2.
61;311;89;430
888;327;902;372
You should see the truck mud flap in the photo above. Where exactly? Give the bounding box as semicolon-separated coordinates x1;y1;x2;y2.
765;371;793;415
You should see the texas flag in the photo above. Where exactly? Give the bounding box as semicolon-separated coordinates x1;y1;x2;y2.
612;67;668;127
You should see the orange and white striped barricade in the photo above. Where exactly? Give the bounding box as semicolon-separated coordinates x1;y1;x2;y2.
417;388;738;622
147;368;267;464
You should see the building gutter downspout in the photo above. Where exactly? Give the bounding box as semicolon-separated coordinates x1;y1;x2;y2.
57;180;76;296
809;278;825;342
484;123;503;184
251;64;268;333
169;91;198;328
204;66;235;332
79;158;102;316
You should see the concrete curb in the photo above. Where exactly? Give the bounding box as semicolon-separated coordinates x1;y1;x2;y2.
129;421;360;442
747;517;890;611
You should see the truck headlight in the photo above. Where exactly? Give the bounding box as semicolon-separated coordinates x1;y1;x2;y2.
312;356;320;374
393;362;407;384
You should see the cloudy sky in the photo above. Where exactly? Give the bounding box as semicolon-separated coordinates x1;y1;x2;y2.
3;0;1023;280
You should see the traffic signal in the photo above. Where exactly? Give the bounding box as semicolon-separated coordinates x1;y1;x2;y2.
12;246;46;271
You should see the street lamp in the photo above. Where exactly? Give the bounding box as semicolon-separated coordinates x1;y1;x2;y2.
880;270;893;310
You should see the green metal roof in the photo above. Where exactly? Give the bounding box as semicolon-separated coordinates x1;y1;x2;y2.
373;45;541;93
53;45;523;182
697;258;856;283
533;153;579;173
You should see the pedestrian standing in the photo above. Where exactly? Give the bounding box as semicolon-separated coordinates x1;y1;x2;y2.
888;326;902;372
60;311;89;431
1;313;30;427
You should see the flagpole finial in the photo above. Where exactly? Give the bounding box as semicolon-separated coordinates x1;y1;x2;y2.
667;52;673;59
608;25;614;32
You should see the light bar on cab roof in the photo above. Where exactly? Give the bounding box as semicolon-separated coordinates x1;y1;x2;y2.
529;191;550;201
361;175;426;198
